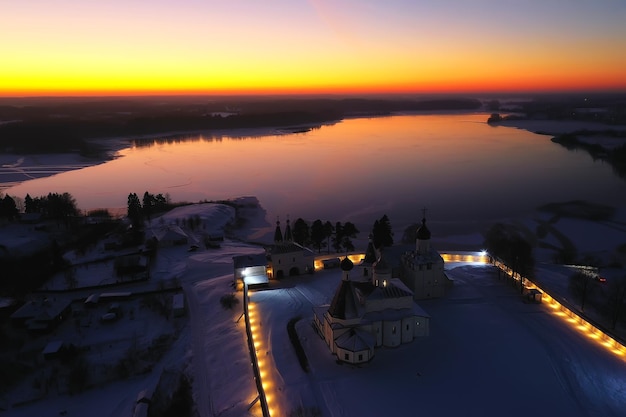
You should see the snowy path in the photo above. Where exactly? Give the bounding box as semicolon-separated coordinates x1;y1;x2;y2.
184;282;214;417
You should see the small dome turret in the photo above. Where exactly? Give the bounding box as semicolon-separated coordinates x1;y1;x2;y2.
416;218;431;240
341;256;354;271
274;219;283;243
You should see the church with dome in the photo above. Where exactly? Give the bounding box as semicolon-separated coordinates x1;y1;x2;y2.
313;255;430;364
400;216;448;299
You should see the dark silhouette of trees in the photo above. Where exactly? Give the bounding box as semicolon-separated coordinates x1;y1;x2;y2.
372;214;393;249
310;220;326;253
141;191;170;221
19;192;78;223
484;223;534;286
340;222;359;252
290;217;357;253
24;193;34;213
330;222;359;253
142;191;154;222
155;193;169;210
292;218;310;246
569;271;594;311
0;194;18;220
44;192;79;221
332;222;344;253
310;219;337;253
323;221;334;254
606;276;626;329
127;193;143;230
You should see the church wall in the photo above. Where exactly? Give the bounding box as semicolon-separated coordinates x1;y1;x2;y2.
270;252;314;278
314;313;325;339
336;347;372;364
414;316;429;337
323;315;334;352
373;270;391;286
401;317;414;344
382;319;402;347
331;327;352;350
405;267;447;299
372;321;383;347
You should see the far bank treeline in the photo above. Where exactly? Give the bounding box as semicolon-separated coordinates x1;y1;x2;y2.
0;98;481;155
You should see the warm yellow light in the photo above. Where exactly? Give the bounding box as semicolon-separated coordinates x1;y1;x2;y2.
494;263;626;363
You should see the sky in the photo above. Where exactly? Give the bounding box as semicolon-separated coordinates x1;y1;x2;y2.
1;0;626;96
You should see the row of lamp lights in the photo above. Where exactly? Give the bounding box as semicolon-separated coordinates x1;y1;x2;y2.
247;299;278;417
488;255;626;360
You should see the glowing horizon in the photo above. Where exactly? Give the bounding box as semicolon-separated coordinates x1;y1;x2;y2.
2;0;626;98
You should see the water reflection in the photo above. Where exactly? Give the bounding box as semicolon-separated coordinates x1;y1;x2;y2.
6;113;626;240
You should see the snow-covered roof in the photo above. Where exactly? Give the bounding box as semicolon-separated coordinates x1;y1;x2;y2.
233;253;267;269
269;241;315;256
335;328;375;352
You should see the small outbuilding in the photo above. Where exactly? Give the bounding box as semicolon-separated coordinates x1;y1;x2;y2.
525;288;543;303
233;253;268;289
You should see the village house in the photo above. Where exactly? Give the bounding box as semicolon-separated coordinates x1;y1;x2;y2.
10;297;72;332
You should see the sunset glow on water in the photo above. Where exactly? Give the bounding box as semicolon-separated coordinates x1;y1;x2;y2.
6;113;626;239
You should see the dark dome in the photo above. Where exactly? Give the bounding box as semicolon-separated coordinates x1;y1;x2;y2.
340;256;354;271
417;218;431;240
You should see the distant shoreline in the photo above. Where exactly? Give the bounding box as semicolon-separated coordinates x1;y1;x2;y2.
3;113;625;192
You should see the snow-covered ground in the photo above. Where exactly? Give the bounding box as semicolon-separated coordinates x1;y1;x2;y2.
252;264;626;417
3;201;625;417
498;118;626;136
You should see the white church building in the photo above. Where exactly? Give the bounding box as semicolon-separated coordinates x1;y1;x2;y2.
267;219;315;279
313;256;430;364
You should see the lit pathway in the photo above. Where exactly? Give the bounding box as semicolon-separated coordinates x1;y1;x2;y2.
243;285;272;417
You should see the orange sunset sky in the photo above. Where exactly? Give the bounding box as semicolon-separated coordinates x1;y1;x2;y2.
1;0;625;97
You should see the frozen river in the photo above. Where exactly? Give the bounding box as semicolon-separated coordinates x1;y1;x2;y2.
6;113;626;242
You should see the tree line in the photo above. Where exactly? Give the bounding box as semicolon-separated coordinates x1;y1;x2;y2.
289;214;394;254
127;191;173;230
0;192;79;222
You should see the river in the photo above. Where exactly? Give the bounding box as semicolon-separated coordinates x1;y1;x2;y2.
6;112;626;244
